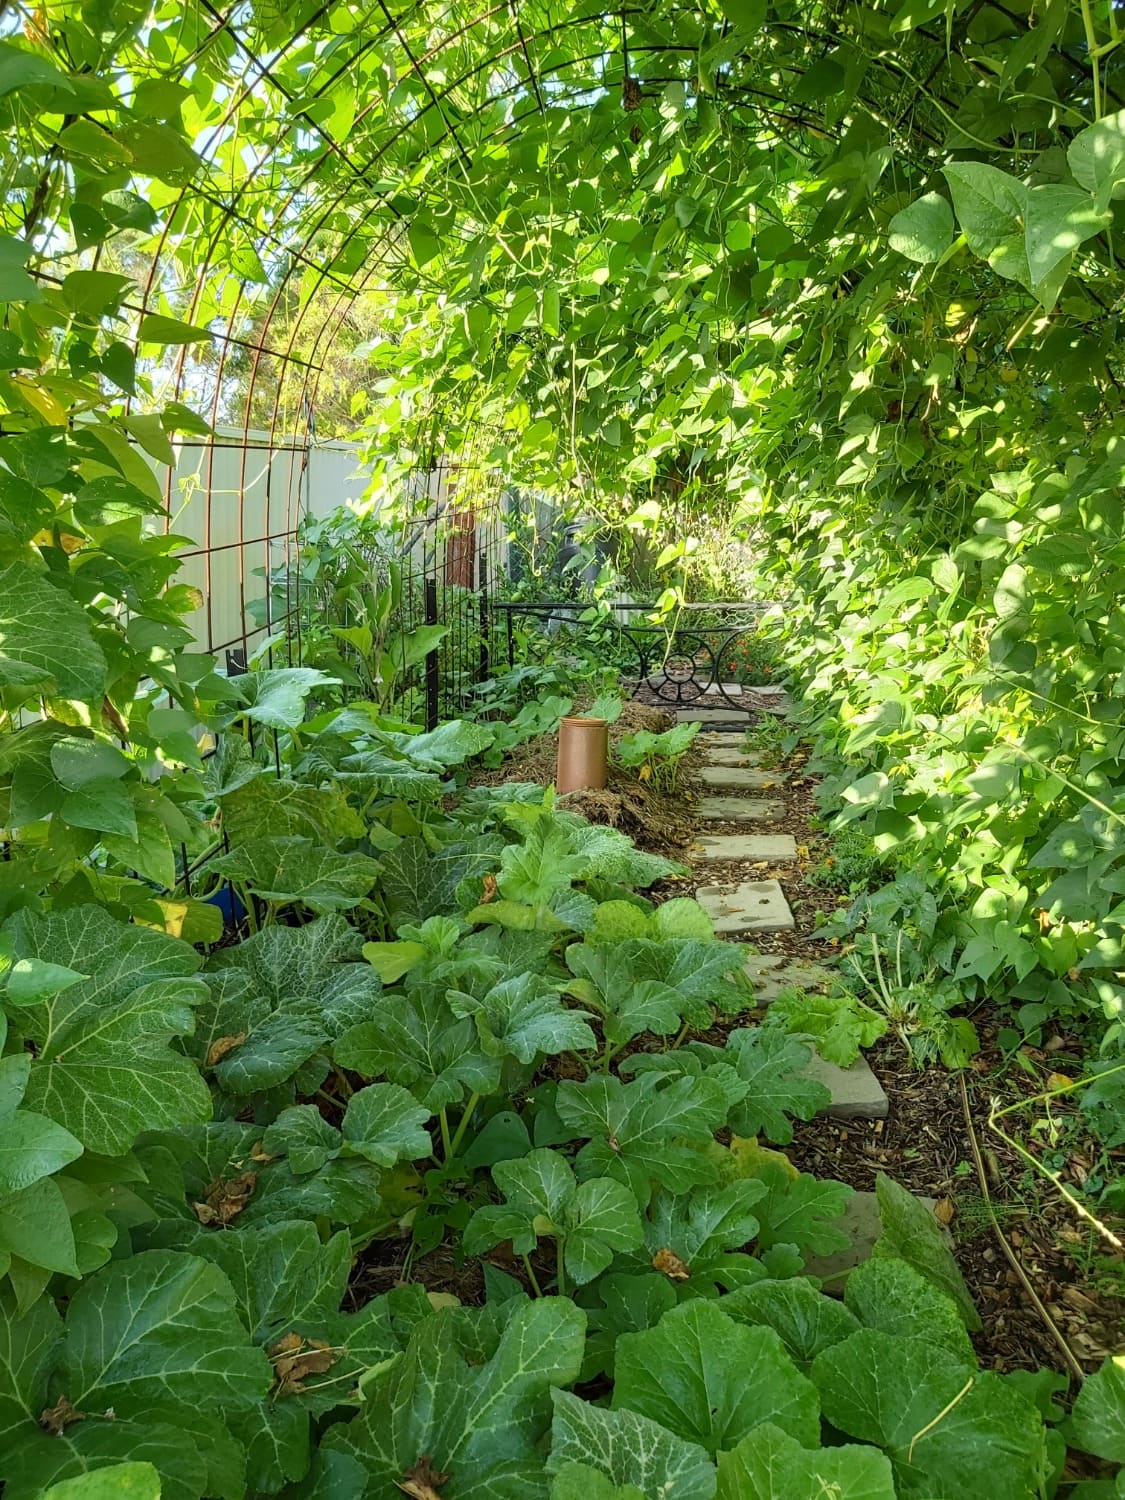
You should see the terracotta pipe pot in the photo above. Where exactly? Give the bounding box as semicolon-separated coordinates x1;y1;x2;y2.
556;716;608;794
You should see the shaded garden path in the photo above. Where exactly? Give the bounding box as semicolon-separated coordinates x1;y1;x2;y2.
673;691;1125;1377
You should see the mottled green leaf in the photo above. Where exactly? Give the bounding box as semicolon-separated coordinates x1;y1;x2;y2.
321;1296;585;1493
448;973;596;1063
549;1390;716;1500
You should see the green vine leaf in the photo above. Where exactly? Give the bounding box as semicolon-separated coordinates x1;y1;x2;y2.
0;564;107;702
888;192;955;264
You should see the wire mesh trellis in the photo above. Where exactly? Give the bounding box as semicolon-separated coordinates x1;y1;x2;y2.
373;496;507;729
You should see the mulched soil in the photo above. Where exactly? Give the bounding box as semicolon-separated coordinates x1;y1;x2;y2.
465;699;695;859
784;1030;1125;1376
680;732;1125;1378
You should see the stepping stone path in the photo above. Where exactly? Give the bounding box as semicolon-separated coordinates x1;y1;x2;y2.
698;765;777;790
704;746;762;767
682;704;890;1124
742;953;834;1003
676;707;752;726
694;832;794;863
696;878;794;934
678;703;940;1274
695;800;788;826
803;1192;941;1287
703;682;742;696
800;1053;889;1121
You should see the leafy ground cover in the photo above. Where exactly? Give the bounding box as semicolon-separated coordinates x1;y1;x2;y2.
1;674;1122;1499
700;732;1124;1379
0;672;1118;1499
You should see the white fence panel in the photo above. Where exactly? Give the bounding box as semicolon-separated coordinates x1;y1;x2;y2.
164;429;371;657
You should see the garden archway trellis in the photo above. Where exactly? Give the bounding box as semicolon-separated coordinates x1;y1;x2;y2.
12;0;1123;664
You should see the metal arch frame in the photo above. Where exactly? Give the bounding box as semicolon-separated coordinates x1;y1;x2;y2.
29;0;992;668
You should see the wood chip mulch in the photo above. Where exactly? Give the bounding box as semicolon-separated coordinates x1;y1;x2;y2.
678;732;1125;1377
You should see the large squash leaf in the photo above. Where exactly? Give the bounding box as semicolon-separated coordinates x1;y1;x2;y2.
812;1329;1048;1499
209;835;379;913
624;1029;830;1147
548;1389;715;1500
1;906;210;1155
220;775;364;845
1071;1353;1125;1464
613;1300;820;1454
179;1220;420;1494
225;669;338;729
638;1180;769;1293
1;1252;269;1500
556;1073;730;1206
447;973;596;1063
844;1256;976;1363
721;1277;860;1365
198;916;381;1097
464;1148;643;1285
134;1121;386;1232
320;1295;586;1495
716;1422;894;1500
391;719;496;770
335;985;500;1112
872;1172;980;1331
377;836;504;923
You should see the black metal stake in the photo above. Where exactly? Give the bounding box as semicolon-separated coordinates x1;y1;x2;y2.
478;546;490;685
424;575;439;731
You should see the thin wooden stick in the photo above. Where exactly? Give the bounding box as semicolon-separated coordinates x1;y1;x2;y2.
959;1073;1085;1382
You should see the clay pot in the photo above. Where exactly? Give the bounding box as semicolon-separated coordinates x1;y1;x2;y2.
556;716;608;794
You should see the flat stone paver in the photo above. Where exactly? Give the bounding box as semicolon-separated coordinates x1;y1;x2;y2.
743;954;834;1004
694;832;796;864
676;708;753;725
803;1191;940;1287
695;799;787;825
696;878;794;934
703;682;742;696
698;766;779;791
703;747;763;768
801;1053;889;1121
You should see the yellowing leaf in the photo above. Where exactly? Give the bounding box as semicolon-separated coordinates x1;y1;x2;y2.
12;377;66;425
729;1134;800;1181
